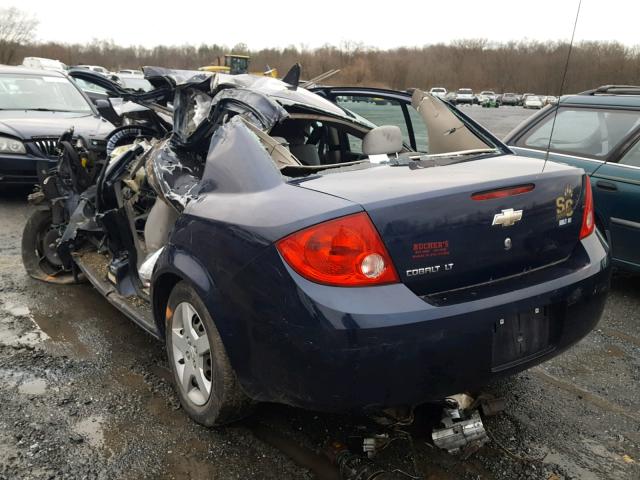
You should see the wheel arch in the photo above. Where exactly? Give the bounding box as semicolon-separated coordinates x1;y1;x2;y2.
152;270;183;340
151;245;230;345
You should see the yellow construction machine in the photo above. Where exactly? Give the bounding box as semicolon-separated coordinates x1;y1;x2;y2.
199;54;277;77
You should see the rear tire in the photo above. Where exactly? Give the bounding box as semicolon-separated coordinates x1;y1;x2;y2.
165;281;253;426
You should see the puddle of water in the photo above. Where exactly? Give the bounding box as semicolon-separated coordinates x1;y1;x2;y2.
162;438;219;480
544;450;599;480
0;296;50;347
29;309;91;358
73;415;106;449
18;377;47;395
0;369;48;396
4;302;30;317
0;368;20;389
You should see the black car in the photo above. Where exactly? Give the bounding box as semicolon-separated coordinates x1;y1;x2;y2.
0;66;114;184
500;92;520;106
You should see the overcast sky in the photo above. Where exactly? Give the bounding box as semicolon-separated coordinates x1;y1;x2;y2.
9;0;640;50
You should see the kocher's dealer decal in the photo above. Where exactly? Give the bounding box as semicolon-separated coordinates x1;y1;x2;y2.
412;240;449;260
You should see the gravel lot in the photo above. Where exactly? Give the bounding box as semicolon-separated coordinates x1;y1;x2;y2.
0;106;638;480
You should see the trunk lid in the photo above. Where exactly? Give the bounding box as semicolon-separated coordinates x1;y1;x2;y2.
295;155;585;296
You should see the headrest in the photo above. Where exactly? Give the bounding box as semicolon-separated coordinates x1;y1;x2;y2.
289;144;321;165
362;125;403;156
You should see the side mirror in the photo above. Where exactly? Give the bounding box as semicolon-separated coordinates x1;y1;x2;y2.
94;98;112;115
93;98;122;126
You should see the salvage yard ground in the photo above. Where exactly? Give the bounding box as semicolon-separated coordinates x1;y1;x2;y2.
0;106;638;480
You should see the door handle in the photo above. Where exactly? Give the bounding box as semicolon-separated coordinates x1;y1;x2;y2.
596;180;618;191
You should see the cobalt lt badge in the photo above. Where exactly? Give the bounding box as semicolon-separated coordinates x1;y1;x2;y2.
492;208;523;227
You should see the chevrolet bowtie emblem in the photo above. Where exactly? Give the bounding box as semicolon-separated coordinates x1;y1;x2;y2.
492;208;523;227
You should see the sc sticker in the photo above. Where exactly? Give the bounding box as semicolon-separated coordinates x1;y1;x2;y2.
556;184;575;225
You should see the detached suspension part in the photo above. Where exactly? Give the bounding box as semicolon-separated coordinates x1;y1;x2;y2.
431;394;492;457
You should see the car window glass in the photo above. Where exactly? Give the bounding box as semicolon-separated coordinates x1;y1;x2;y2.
0;74;92;112
73;77;109;95
406;106;428;152
335;95;411;146
334;95;428;152
620;140;640;167
119;77;153;92
346;133;362;154
517;108;640;158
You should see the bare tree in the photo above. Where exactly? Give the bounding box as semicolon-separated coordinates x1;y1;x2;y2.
0;7;38;64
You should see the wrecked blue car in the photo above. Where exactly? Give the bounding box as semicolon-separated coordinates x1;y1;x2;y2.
22;66;610;426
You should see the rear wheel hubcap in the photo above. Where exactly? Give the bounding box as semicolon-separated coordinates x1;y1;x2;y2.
171;302;212;406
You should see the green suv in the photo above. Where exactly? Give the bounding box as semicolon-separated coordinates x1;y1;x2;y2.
505;85;640;273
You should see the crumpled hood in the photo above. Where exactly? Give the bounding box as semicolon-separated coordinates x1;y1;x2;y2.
0;111;114;140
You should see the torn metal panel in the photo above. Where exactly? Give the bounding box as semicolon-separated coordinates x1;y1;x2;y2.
412;89;490;154
142;66;213;87
211;72;354;122
210;88;289;131
198;116;282;195
171;84;289;148
147;138;203;210
172;87;214;145
57;191;101;269
241;119;301;169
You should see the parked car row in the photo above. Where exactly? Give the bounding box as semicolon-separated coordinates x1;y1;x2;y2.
21;56;143;79
428;87;558;107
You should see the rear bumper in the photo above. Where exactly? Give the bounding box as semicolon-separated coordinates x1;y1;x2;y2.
0;153;54;184
217;232;611;411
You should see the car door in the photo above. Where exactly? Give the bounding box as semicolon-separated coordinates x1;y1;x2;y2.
311;87;429;153
591;135;640;270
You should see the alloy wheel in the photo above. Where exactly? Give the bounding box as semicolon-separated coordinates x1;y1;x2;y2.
171;302;213;406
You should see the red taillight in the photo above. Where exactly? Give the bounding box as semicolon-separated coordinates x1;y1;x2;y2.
276;212;399;287
579;175;595;239
471;184;535;201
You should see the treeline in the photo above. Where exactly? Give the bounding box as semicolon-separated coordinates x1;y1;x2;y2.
13;39;640;94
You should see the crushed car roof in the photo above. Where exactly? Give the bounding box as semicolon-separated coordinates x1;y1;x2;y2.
142;66;372;127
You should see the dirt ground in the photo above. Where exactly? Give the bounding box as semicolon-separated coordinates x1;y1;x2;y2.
0;106;638;480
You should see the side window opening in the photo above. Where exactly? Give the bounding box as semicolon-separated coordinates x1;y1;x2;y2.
334;94;430;153
268;118;368;166
406;106;429;153
516;107;640;159
334;95;415;149
620;139;640;167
